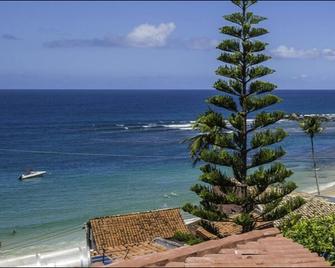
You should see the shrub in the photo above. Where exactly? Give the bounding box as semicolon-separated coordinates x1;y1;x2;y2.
281;214;335;265
172;231;204;245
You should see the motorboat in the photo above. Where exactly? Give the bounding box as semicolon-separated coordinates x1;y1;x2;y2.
19;170;46;180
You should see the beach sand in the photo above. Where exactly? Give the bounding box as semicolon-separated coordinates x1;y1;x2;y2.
320;185;335;197
301;183;335;199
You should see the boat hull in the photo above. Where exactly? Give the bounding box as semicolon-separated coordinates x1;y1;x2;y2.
19;171;47;180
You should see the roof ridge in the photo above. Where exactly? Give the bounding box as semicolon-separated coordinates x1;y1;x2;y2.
89;207;181;221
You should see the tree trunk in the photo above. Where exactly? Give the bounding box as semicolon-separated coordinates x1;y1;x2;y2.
310;136;320;195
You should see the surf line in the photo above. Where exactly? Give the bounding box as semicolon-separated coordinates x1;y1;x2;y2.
0;148;187;159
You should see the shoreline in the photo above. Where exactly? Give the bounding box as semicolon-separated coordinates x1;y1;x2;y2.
320;184;335;197
1;181;335;260
1;192;335;262
301;180;335;197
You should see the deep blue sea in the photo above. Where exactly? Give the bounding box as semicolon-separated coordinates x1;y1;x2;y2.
1;89;335;257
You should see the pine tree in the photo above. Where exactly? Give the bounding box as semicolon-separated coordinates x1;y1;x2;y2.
183;0;304;232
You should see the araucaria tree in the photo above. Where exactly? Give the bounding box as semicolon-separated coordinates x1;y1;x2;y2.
183;0;304;232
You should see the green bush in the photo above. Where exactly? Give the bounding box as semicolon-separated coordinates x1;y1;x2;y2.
281;214;335;265
172;231;204;245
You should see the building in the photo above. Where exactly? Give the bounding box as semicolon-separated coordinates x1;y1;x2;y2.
109;228;330;267
274;193;335;227
86;208;189;263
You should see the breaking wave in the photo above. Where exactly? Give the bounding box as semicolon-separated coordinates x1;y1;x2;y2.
82;113;335;134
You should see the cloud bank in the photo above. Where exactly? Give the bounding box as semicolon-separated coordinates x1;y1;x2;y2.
271;45;335;61
44;22;217;50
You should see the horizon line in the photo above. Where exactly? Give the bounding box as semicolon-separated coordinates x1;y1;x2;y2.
1;88;335;91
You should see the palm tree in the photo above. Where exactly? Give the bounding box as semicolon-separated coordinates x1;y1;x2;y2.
299;116;326;195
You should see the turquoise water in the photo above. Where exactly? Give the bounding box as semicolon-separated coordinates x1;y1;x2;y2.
1;89;335;257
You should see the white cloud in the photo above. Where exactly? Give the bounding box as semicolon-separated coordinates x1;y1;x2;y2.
272;45;335;61
271;45;319;59
126;22;176;48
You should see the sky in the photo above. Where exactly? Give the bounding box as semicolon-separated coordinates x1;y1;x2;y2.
0;1;335;90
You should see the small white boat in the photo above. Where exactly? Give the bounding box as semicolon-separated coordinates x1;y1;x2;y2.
19;171;46;180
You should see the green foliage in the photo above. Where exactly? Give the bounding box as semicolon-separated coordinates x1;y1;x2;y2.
183;0;302;232
299;116;325;138
249;81;276;94
262;196;305;220
182;203;226;221
207;95;238;112
251;111;284;130
172;231;204;245
246;163;293;193
281;214;335;265
234;213;255;232
250;129;287;150
251;147;285;167
245;94;281;112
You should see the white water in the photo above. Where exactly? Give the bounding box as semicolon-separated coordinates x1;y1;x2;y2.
0;247;90;267
0;217;201;267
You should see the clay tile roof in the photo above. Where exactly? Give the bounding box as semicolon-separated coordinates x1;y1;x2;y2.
195;227;218;240
89;208;189;251
102;241;167;261
274;195;335;227
212;221;242;236
110;228;331;267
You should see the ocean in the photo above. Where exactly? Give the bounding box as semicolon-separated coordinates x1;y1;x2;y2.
1;89;335;258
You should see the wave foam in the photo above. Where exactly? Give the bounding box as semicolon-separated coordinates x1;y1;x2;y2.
142;123;158;128
163;123;193;130
297;113;335;121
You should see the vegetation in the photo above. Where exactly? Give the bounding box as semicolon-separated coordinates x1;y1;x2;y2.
183;0;304;232
199;220;223;238
172;231;204;245
281;214;335;265
298;116;327;195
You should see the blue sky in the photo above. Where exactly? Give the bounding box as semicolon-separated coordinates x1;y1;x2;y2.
1;1;335;90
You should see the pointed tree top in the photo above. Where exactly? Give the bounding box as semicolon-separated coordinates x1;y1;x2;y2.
232;0;258;9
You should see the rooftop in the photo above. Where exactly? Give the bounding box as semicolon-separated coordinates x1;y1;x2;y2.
274;193;335;227
87;208;189;262
109;228;330;267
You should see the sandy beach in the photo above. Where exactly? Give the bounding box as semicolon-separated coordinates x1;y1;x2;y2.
320;185;335;197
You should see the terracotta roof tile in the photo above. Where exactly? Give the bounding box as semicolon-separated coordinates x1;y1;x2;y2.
195;226;218;240
89;208;188;251
108;228;331;267
212;221;242;236
274;195;335;227
105;241;167;261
